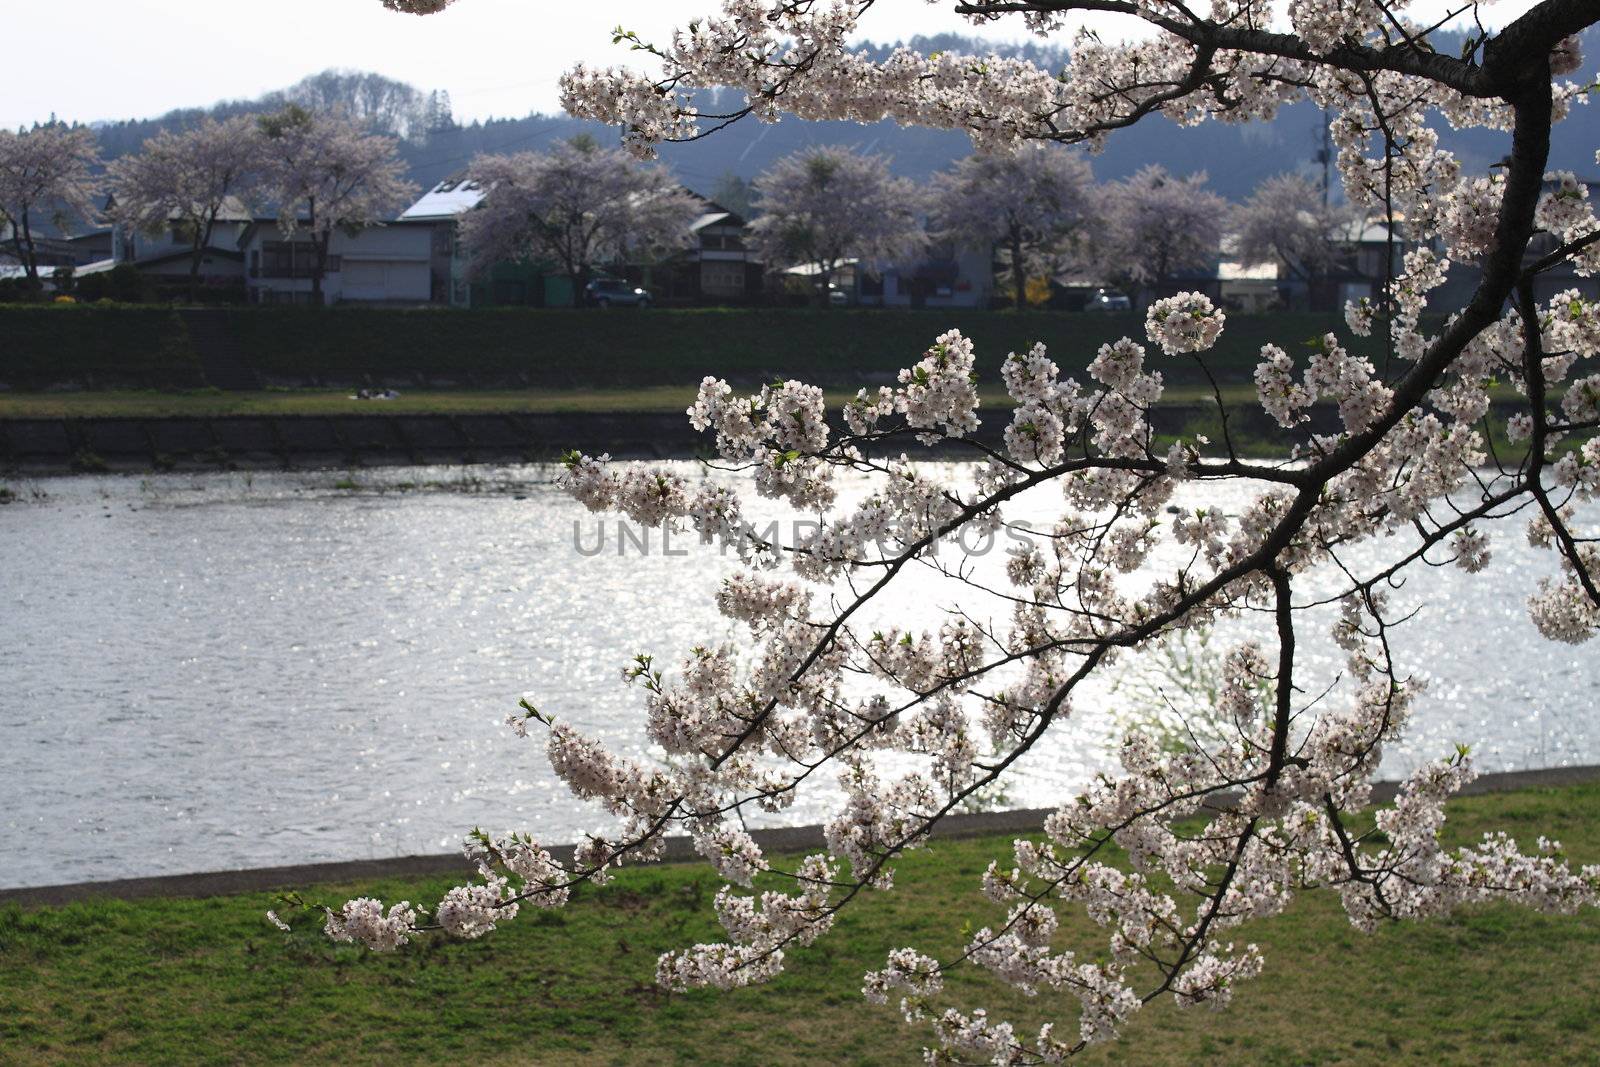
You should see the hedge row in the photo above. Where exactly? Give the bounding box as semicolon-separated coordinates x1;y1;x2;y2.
227;307;1382;387
0;306;202;388
0;305;1403;391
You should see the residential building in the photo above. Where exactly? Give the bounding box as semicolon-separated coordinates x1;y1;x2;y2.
106;194;252;295
396;177;764;308
642;194;764;305
238;215;435;306
874;243;994;309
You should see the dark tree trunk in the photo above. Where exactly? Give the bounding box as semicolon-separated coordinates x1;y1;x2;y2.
1011;228;1026;311
188;243;204;304
188;212;219;305
312;230;330;306
20;209;39;287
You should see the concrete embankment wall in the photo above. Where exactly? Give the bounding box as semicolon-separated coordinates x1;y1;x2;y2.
0;411;702;473
4;764;1597;907
0;401;1530;474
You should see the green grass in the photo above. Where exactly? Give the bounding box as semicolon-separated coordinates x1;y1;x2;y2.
4;783;1598;1064
0;384;1265;420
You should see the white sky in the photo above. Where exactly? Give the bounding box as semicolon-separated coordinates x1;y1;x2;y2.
6;0;1545;130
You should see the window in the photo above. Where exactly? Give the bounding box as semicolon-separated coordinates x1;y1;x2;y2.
701;262;746;297
256;241;340;279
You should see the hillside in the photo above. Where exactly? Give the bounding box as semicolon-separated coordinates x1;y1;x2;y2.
81;28;1599;199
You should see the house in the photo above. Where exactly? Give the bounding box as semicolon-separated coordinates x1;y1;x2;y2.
101;194;252;296
641;194;764;305
771;243;993;309
238;213;435;306
398;175;583;307
1216;234;1284;313
874;244;994;309
395;176;482;306
396;177;764;308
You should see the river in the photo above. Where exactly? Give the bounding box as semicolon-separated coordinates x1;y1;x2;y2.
2;463;1595;889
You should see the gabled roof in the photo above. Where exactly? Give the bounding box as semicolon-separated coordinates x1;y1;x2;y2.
400;175;486;220
685;191;747;230
101;193;255;225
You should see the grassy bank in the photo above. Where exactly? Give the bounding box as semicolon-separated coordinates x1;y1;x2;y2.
0;305;1396;391
0;383;1262;420
4;782;1598;1065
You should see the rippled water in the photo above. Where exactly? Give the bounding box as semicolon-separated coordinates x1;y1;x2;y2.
2;464;1596;889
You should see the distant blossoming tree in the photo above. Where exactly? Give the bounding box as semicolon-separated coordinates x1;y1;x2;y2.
929;143;1096;310
1231;172;1365;303
0;124;100;288
749;146;925;305
302;0;1600;1061
1095;165;1227;306
458;137;701;307
257;106;417;305
108;116;265;302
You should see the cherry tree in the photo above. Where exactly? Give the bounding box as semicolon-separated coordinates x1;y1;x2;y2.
748;146;925;305
257;106;417;305
929;143;1096;310
0;124;100;288
1231;172;1364;306
1094;165;1228;307
108;116;265;302
458;137;701;307
285;0;1600;1060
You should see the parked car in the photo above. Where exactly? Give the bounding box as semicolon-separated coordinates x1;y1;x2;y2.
1085;287;1132;312
586;277;653;308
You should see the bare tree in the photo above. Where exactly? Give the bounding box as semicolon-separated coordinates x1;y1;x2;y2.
1095;165;1227;306
108;116;264;303
749;146;925;306
0;124;100;289
929;143;1096;310
459;137;701;307
257;106;417;305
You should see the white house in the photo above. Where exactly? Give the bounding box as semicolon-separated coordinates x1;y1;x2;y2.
874;244;994;309
397;177;767;307
238;216;436;305
396;176;481;306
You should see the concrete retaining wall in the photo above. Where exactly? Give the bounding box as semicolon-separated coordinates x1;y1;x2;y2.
0;412;704;473
4;764;1596;907
0;402;1530;474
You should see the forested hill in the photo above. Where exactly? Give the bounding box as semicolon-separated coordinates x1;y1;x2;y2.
85;28;1600;203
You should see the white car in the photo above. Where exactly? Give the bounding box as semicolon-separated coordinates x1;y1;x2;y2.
1085;288;1132;312
586;277;653;308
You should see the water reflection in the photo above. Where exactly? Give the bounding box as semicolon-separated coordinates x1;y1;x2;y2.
1;464;1594;888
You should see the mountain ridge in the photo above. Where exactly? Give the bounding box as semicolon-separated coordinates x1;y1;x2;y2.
72;28;1600;205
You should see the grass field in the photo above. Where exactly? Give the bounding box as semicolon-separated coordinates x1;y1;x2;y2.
0;383;1261;420
3;782;1598;1065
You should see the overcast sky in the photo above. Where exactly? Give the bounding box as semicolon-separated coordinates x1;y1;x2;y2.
7;0;1544;130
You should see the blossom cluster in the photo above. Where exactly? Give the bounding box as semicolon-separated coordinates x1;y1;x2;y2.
337;1;1600;1061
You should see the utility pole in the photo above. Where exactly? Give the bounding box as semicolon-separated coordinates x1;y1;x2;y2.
1314;107;1333;206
